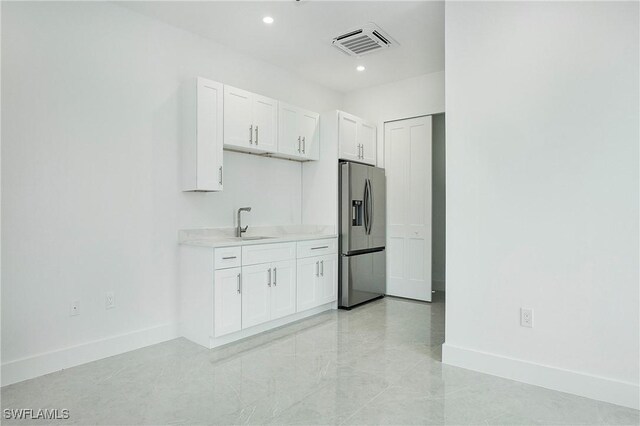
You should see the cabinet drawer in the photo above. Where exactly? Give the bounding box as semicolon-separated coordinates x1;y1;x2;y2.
297;238;337;259
214;247;241;269
242;242;295;266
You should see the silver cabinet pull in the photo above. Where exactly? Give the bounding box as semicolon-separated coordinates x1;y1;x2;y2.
311;246;328;250
249;125;253;144
222;256;237;260
297;136;301;153
255;125;259;145
315;261;319;277
237;273;241;294
273;267;277;286
219;166;223;185
320;260;324;277
302;136;306;154
267;268;272;287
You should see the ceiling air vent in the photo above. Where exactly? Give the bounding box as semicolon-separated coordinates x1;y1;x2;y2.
332;23;396;57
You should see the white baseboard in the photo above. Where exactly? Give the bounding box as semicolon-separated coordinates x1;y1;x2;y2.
442;343;639;410
2;323;178;387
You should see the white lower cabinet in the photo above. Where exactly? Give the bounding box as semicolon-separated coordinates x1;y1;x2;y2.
214;267;242;337
296;254;338;312
241;263;272;329
242;260;296;329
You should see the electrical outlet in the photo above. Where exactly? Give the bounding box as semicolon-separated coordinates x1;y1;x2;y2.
70;300;80;316
520;308;533;328
105;292;115;310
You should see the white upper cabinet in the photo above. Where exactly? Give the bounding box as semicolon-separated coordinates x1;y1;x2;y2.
338;111;377;166
223;85;277;154
277;102;319;161
182;77;224;192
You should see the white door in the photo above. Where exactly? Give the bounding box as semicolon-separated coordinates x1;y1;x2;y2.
359;120;377;166
278;103;301;157
296;257;319;312
196;78;223;191
214;267;242;337
270;260;296;320
385;116;432;301
241;263;271;328
300;110;320;160
338;111;360;162
223;85;253;150
317;255;337;305
252;94;278;153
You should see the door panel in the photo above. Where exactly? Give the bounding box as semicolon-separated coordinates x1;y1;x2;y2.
340;250;385;308
223;85;253;149
300;111;320;160
270;260;296;320
359;121;377;165
241;264;271;328
278;103;300;157
340;162;369;253
367;166;386;249
384;116;432;301
196;78;223;191
338;112;359;161
297;257;318;312
214;267;242;337
317;255;337;305
253;94;277;152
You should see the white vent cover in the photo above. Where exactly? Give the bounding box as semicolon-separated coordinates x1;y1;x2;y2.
332;23;396;57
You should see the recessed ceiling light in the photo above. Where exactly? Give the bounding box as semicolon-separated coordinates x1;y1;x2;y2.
262;16;274;24
356;65;366;72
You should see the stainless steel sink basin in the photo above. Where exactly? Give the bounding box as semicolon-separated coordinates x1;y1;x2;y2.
241;236;275;241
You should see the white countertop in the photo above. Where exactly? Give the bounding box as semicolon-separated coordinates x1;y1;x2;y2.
179;225;337;249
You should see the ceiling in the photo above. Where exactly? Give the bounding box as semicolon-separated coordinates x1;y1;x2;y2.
120;1;444;93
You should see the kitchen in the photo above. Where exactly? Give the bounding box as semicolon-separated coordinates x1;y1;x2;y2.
2;1;638;425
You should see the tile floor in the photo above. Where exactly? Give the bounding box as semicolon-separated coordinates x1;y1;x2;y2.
2;295;638;425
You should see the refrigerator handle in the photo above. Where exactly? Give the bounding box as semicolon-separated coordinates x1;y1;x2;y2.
363;180;369;234
368;178;374;234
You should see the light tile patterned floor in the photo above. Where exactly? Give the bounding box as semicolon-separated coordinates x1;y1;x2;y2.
2;295;638;425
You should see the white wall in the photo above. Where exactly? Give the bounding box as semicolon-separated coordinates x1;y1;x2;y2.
343;71;445;168
1;1;342;384
443;1;639;409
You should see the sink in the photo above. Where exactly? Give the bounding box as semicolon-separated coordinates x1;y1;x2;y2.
241;236;275;241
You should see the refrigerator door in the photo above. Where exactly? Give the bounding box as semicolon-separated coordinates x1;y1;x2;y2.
367;166;386;249
339;249;386;308
340;162;369;254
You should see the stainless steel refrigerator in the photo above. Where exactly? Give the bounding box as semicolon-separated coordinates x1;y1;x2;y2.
339;161;386;309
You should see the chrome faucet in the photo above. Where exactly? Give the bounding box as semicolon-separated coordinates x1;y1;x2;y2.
236;207;252;237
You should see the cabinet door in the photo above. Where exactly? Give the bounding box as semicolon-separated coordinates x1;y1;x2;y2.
196;78;224;191
338;111;360;162
252;94;278;153
214;267;242;337
224;85;253;150
278;103;301;157
359;120;377;166
296;257;319;312
270;260;296;320
300;110;320;161
317;255;338;305
241;264;271;329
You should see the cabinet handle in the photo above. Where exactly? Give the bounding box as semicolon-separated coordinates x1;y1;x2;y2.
273;267;277;286
320;260;324;277
302;136;306;154
315;261;319;277
255;126;259;145
359;144;363;159
297;136;301;153
311;246;328;250
237;273;241;294
219;166;223;185
267;268;272;287
222;256;237;260
249;125;253;144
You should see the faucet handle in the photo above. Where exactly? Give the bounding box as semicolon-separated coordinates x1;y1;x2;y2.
241;225;248;233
